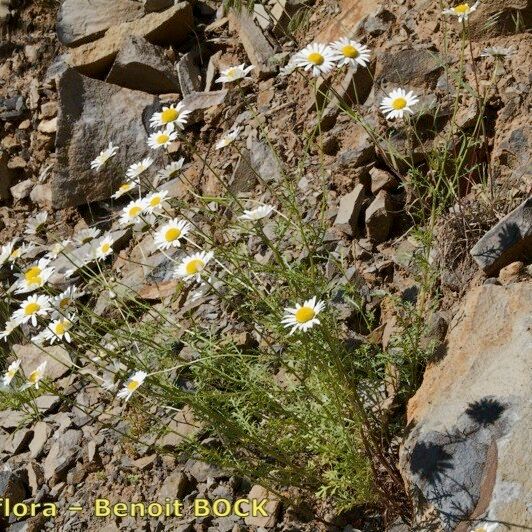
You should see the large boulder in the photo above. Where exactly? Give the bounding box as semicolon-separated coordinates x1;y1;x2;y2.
470;197;532;275
53;69;164;208
57;0;143;47
106;35;180;94
68;2;193;76
400;283;532;531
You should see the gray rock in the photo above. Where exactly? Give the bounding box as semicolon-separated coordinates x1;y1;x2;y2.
0;410;25;429
228;8;276;78
144;0;174;13
29;422;51;459
0;95;25;120
54;69;163;208
334;184;366;236
10;178;33;201
335;124;375;170
470;197;532;275
106;35;180;94
13;343;73;382
177;51;202;96
401;283;532;530
375;48;443;88
370;167;398;194
57;0;143;47
43;429;82;484
365;190;392;243
180;89;228;125
184;460;226;483
67;2;193;76
158;470;190;499
0;471;25;505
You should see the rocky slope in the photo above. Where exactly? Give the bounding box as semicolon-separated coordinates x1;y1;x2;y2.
0;0;531;531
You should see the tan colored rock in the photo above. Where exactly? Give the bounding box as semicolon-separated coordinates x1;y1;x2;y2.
68;2;193;76
228;8;276;77
401;283;532;531
243;485;281;528
315;0;376;42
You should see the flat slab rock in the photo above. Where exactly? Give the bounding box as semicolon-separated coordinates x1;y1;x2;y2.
53;69;165;208
57;0;143;47
470;197;532;275
67;2;193;76
400;283;532;531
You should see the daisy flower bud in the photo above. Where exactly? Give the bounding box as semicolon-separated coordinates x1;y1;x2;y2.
239;205;274;221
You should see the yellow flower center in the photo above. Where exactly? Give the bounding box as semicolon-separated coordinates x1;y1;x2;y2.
453;3;469;14
150;196;161;207
342;44;359;58
185;259;204;275
10;249;21;259
161;108;179;123
24;266;42;284
7;369;16;378
157;134;170;145
295;306;316;323
392;97;407;110
54;322;66;335
226;68;237;78
28;370;41;383
165;227;181;242
119;183;131;192
127;380;140;391
59;297;71;309
129;206;142;218
24;302;40;315
101;243;111;253
307;52;324;65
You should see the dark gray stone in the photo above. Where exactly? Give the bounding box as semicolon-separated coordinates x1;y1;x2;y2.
54;69;164;208
106;35;180;94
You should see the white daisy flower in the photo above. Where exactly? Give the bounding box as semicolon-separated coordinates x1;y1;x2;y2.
216;63;255;84
144;190;169;214
74;227;101;245
470;523;499;532
480;46;515;58
442;1;480;22
117;370;147;402
25;212;48;236
330;38;371;69
239;205;274;221
90;142;119;171
0;319;19;342
91;235;114;261
126;157;154;181
293;43;336;77
216;127;241;150
147;127;177;150
22;361;47;390
52;285;84;313
0;240;17;266
111;181;136;199
150;103;191;131
46;239;71;260
2;360;21;386
15;258;54;294
380;88;419;120
175;251;213;282
13;294;52;326
281;296;325;335
42;315;76;344
156;159;185;186
119;199;148;226
154;219;191;250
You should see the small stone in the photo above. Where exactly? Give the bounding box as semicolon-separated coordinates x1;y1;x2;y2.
498;261;524;285
158;470;190;499
365;190;393;243
334;184;366;236
39;102;58;119
243;485;281;528
370;167;398;194
37;117;58;134
43;429;82;484
30;422;51;459
177;51;203;96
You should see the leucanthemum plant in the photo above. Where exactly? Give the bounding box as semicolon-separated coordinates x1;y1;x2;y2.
216;64;254;84
330;38;371;69
442;1;480;22
293;43;336;77
148;127;178;150
90;142;118;171
150;103;191;131
154;219;191;250
380;88;420;120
